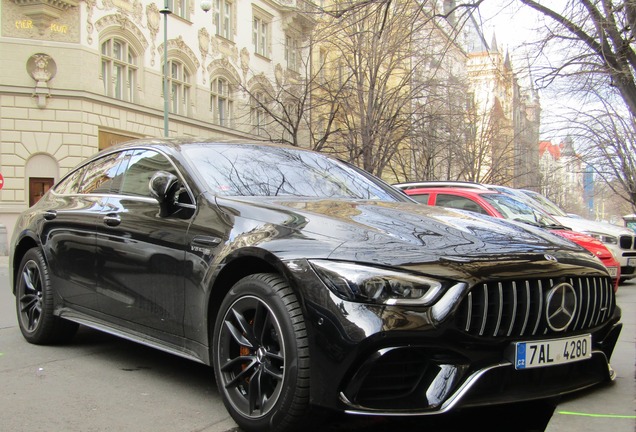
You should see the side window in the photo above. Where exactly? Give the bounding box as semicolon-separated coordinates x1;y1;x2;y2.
80;152;130;194
436;194;487;215
119;150;193;207
54;167;85;194
409;193;429;204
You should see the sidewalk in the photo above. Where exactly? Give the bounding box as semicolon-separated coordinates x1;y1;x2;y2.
1;254;634;430
545;282;636;432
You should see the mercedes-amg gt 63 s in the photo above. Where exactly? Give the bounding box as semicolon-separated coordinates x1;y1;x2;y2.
10;138;622;432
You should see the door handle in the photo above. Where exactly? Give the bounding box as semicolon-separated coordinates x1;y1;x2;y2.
103;214;121;227
192;236;222;247
43;210;57;220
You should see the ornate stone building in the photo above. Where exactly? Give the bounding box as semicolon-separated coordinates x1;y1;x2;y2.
466;35;541;189
0;0;315;239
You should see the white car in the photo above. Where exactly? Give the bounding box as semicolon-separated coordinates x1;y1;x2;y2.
517;190;636;283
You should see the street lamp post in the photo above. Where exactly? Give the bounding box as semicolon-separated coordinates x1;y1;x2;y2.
159;1;211;138
160;1;172;138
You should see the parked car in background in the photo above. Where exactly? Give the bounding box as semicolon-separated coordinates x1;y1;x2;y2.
394;181;636;284
401;186;620;291
515;189;636;284
9;139;623;432
624;214;636;233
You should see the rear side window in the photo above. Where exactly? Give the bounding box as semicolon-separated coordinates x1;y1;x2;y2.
80;152;129;194
54;167;85;194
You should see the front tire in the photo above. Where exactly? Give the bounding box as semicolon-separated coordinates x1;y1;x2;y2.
16;248;78;344
212;273;310;432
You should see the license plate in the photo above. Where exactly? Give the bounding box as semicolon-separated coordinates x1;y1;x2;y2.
511;334;591;370
607;267;618;277
628;258;636;266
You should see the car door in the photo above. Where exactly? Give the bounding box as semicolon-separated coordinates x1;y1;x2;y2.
40;152;127;311
95;149;193;339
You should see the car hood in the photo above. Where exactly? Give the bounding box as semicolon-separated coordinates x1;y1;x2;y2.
218;197;601;279
553;215;635;237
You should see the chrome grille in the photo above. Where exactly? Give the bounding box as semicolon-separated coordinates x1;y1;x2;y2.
458;276;615;338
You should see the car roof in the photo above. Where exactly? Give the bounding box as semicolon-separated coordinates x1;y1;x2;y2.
393;181;490;190
403;186;499;196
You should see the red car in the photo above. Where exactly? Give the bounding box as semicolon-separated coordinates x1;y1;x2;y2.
403;187;621;291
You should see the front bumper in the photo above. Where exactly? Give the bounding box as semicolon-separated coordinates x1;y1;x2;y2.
293;261;622;415
338;321;621;415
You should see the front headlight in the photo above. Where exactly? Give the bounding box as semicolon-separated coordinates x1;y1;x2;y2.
309;260;445;305
586;232;618;245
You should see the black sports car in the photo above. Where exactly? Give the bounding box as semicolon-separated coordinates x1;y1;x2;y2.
10;138;622;432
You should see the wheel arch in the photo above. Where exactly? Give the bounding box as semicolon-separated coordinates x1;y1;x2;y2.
206;253;303;346
11;235;40;294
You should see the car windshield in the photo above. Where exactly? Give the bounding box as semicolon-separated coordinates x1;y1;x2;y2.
481;194;563;228
183;144;405;201
520;190;569;217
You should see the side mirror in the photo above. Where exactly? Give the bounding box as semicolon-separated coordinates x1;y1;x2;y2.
149;171;179;204
149;171;180;217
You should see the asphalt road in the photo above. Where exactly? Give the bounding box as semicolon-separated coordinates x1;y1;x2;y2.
0;258;631;432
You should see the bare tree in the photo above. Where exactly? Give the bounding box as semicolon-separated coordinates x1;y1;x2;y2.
315;0;424;177
235;55;342;152
515;0;636;207
559;90;636;210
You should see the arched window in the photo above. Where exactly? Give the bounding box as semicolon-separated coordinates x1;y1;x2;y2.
210;77;233;127
165;59;192;115
101;37;138;102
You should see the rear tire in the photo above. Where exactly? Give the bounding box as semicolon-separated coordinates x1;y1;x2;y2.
16;248;78;344
212;273;310;432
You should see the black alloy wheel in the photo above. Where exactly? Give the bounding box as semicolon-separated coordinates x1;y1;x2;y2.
213;273;310;432
16;248;78;344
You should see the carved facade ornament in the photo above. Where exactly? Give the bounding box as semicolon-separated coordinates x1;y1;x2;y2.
132;0;143;24
95;14;149;48
85;0;96;43
13;0;78;35
207;58;242;85
146;2;161;66
198;28;210;84
240;47;250;80
26;53;57;108
159;36;201;70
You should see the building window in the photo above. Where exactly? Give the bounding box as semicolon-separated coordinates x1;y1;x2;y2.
251;91;268;136
172;0;189;19
164;59;191;115
252;13;270;58
101;38;137;102
214;0;232;40
210;77;233;127
285;35;300;72
318;48;326;83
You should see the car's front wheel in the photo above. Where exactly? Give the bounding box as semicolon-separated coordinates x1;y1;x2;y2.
212;273;310;432
16;248;78;344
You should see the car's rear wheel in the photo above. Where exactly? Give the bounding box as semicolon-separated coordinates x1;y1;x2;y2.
16;248;78;344
212;273;310;432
